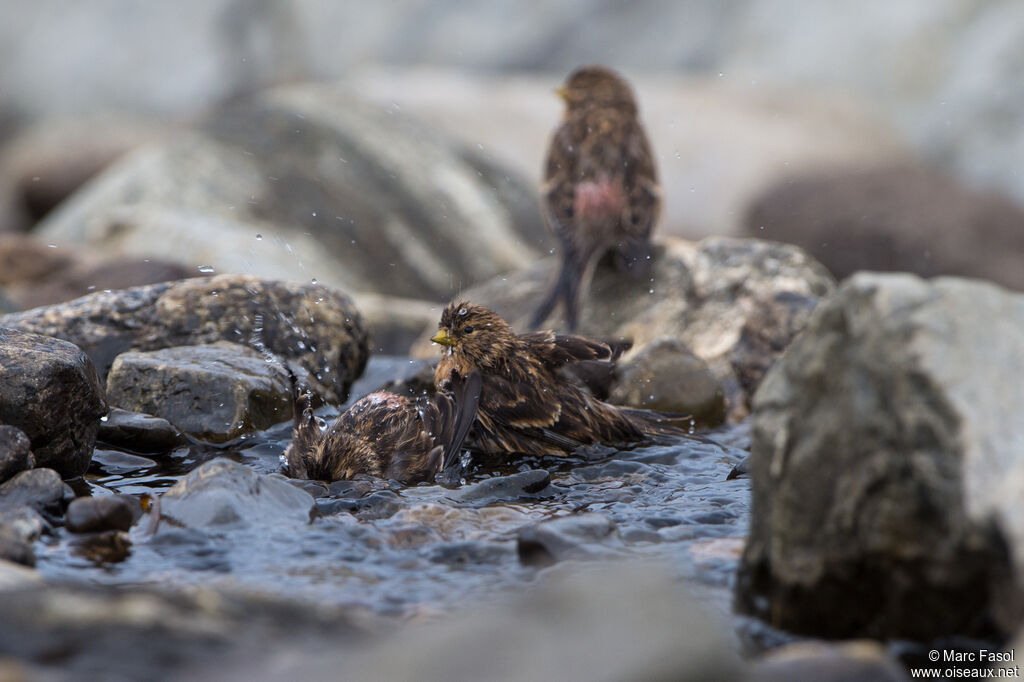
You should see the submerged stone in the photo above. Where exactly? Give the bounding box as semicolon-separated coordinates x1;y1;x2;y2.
160;458;314;529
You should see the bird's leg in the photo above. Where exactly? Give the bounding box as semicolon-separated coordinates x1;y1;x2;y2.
530;247;578;329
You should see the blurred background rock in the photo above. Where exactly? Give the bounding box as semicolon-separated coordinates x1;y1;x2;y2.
1;0;1021;300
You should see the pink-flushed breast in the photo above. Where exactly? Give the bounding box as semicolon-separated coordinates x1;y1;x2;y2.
574;178;625;221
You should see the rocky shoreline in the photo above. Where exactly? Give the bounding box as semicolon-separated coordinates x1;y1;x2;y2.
0;66;1022;681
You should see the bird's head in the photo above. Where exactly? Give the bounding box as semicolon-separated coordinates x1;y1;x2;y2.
432;301;515;369
556;65;637;113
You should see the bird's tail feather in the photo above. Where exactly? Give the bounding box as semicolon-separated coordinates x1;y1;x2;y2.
620;406;724;450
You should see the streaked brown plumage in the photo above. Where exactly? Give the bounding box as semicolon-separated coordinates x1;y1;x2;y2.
433;301;687;457
532;65;661;331
282;371;479;484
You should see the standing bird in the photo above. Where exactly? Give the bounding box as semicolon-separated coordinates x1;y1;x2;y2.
531;65;661;331
433;302;696;457
282;371;480;484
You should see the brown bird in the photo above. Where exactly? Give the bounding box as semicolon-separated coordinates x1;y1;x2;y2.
433;301;695;457
531;65;661;331
282;371;480;484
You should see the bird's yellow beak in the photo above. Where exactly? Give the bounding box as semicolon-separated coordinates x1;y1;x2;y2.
555;86;569;101
432;329;454;347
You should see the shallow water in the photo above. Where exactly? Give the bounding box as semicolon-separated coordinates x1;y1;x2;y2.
35;357;752;629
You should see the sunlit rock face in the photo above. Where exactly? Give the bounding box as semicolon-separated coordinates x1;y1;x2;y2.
32;84;548;303
425;236;835;421
0;274;370;405
738;273;1024;640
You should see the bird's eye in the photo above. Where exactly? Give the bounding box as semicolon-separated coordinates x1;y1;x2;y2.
463;326;474;334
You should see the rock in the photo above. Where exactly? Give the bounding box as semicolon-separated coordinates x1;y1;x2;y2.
353;293;446;355
90;450;158;476
8;256;196;310
96;408;186;453
0;469;64;512
345;68;906;239
66;496;140;534
451;470;552;504
225;563;740;682
0;426;33;484
0;234;75;285
0;558;42;590
729;291;820;412
0;506;44;568
0;115;166;231
105;342;292;444
517;513;623;567
0;274;369;404
0;581;367;682
744;164;1024;292
0;234;196;311
0;329;106;477
609;337;726;426
160;459;314;529
439;236;834;421
737;273;1024;640
35;85;546;303
747;641;910;682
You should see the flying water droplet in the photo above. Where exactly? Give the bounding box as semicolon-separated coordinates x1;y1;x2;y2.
255;233;263;240
198;265;215;273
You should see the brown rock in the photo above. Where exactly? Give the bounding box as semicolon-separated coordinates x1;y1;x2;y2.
744;164;1024;291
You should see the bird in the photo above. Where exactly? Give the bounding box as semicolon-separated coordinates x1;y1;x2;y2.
433;301;702;457
531;65;661;332
282;370;480;485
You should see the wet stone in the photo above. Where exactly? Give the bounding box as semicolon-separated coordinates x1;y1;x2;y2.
609;337;726;427
159;459;314;530
0;527;34;567
450;470;552;504
747;641;911;682
96;408;187;453
0;506;46;568
354;491;403;520
517;512;624;568
105;342;292;444
0;469;64;513
0;328;107;478
0;426;33;484
89;450;158;476
426;541;517;566
66;496;140;533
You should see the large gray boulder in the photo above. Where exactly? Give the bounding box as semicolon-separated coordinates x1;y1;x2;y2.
0;328;106;477
34;84;546;303
0;274;369;404
432;236;834;420
737;273;1024;640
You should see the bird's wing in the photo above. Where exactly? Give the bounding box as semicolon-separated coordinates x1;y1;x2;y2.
623;119;661;242
520;330;613;366
541;122;580;245
444;370;482;461
477;369;562;431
